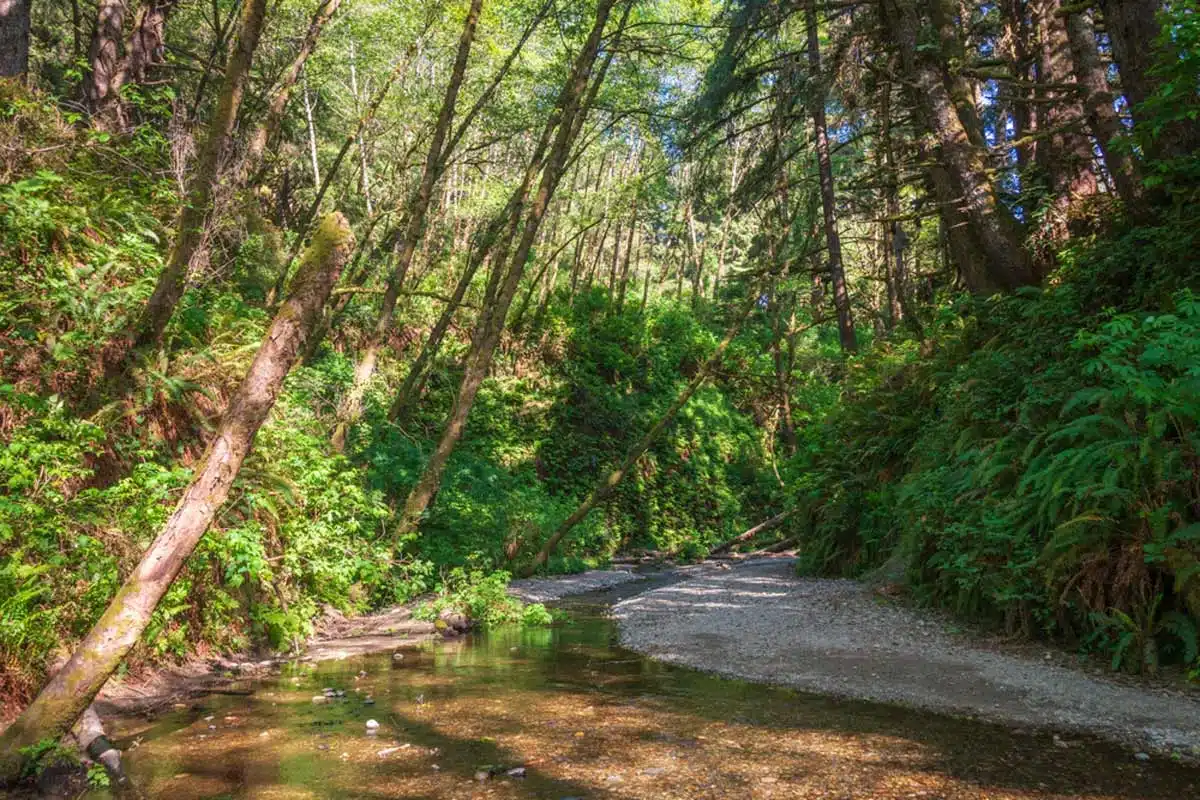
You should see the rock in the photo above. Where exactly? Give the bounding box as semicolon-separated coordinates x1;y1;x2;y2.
437;608;471;633
642;767;666;776
377;747;401;758
1134;752;1151;762
365;719;380;731
474;770;491;782
312;696;328;704
364;697;375;705
357;670;368;678
506;767;527;778
392;652;404;661
317;744;330;751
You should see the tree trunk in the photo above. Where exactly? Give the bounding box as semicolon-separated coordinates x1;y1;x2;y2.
0;0;31;78
85;0;129;120
241;0;342;185
709;509;795;556
397;0;626;536
303;74;321;185
805;0;855;352
1063;7;1140;206
527;287;759;574
998;0;1035;169
1032;0;1098;226
330;0;484;452
122;0;270;356
0;213;353;787
884;0;1034;293
1100;0;1197;161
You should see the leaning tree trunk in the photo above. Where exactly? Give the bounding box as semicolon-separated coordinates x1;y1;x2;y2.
396;0;626;536
526;287;760;574
805;0;855;352
329;0;483;452
117;0;269;362
0;213;353;787
0;0;32;78
884;0;1034;293
240;0;343;185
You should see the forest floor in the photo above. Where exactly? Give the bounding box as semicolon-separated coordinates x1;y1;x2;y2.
611;557;1200;761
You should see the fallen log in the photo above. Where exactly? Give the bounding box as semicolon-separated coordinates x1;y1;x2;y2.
709;509;796;556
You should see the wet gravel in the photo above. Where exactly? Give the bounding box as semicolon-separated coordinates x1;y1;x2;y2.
612;557;1200;760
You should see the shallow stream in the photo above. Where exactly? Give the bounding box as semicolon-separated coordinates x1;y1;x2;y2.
92;603;1199;799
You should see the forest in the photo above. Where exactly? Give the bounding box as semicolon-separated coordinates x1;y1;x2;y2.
0;0;1199;788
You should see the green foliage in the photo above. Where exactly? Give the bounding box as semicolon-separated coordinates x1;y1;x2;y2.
792;215;1200;675
416;568;550;628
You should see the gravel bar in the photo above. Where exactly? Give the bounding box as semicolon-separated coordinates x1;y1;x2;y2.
612;557;1200;759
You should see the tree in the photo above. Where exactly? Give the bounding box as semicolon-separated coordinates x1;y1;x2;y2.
330;0;485;452
240;0;343;185
804;0;855;352
882;0;1035;293
85;0;129;121
396;0;628;535
0;0;31;78
0;213;353;786
112;0;270;368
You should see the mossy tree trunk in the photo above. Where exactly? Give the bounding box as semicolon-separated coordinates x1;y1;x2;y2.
240;0;343;185
118;0;269;360
0;214;354;787
330;0;484;452
396;0;628;535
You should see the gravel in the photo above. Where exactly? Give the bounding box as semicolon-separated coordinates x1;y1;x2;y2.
508;567;646;603
611;557;1200;759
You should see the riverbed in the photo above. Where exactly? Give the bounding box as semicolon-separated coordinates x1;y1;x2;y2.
88;593;1198;799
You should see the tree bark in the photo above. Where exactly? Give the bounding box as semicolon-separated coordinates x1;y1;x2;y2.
396;0;627;536
85;0;129;119
0;0;31;78
1063;6;1140;206
122;0;270;356
1032;0;1098;225
330;0;484;452
883;0;1034;293
0;213;353;787
709;509;795;556
805;0;856;352
241;0;342;185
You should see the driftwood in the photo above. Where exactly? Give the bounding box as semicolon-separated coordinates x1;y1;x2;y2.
709;509;796;556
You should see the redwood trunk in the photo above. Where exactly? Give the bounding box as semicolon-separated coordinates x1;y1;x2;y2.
0;213;353;786
86;0;129;117
1063;7;1140;206
805;0;855;352
884;0;1034;293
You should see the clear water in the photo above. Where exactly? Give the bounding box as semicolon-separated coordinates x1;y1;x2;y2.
94;607;1199;799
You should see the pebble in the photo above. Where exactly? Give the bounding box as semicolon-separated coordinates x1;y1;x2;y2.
1134;752;1151;762
365;719;380;730
377;747;401;758
506;767;527;778
311;696;327;704
392;652;404;661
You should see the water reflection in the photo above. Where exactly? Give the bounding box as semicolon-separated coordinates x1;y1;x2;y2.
95;610;1198;799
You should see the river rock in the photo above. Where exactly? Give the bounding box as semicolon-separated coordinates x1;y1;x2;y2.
365;719;380;731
